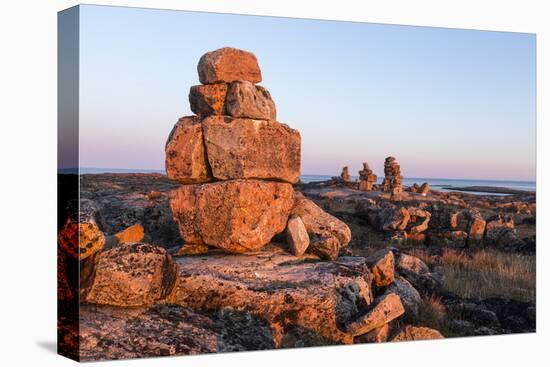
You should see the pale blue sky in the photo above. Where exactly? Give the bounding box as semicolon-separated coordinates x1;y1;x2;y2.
78;5;536;181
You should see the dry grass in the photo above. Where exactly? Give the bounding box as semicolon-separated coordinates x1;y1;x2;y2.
416;294;447;331
411;248;535;302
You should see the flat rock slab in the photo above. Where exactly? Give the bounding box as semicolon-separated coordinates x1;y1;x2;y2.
165;245;373;346
77;304;275;361
79;173;182;249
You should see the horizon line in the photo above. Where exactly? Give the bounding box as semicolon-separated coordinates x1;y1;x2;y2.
60;167;536;183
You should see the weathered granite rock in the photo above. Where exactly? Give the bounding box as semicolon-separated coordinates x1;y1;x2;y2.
396;253;430;276
387;276;421;317
366;249;395;288
189;83;228;116
345;293;405;336
380;206;410;231
225;81;276;120
291;192;352;260
354;323;390;343
58;198;105;261
165;116;211;184
165;245;373;346
396;253;440;293
202;116;301;183
391;325;444;341
77;304;275;361
170;180;295;252
285;216;310;256
407;207;431;234
198;47;262;84
84;243;177;307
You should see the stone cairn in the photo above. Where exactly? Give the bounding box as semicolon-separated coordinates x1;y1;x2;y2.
340;166;352;185
166;47;351;260
358;162;377;191
382;156;403;195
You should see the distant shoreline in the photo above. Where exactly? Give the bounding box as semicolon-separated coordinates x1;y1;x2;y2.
59;168;536;194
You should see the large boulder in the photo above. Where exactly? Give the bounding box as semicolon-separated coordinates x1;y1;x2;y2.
345;293;405;336
198;47;262;84
58;198;105;261
165;245;373;347
202;116;301;183
189;84;228;116
83;243;177;307
165;116;211;184
170;180;295;252
366;249;395;288
225;81;276;120
291;192;352;260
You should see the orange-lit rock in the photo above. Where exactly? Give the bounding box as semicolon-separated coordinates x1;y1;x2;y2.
197;47;262;84
58;199;105;261
291;192;351;260
84;243;177;307
114;224;145;244
165;245;373;346
165;116;211;184
202;116;301;183
285;216;310;256
176;242;209;256
366;249;395;288
170;180;294;252
345;293;404;336
189;83;228;116
354;323;390;343
391;325;444;341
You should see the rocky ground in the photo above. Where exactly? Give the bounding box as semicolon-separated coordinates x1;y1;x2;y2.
58;173;535;361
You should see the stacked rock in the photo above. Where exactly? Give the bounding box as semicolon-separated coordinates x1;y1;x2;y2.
166;47;300;253
166;47;350;259
341;166;352;185
358;162;377;191
382;157;403;195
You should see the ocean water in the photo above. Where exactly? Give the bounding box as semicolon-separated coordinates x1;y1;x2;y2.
74;168;535;194
300;174;536;193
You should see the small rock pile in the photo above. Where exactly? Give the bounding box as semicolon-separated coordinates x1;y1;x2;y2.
382;156;403;195
341;166;352;185
166;47;351;260
358;162;377;191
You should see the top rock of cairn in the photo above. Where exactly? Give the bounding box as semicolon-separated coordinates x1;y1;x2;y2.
198;47;262;84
